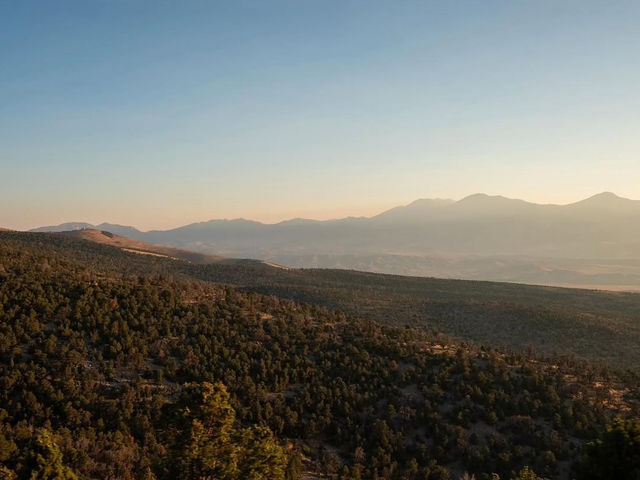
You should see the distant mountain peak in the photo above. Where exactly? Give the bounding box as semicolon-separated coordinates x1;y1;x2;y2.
455;194;535;211
406;198;454;207
583;191;622;202
458;193;518;203
571;192;635;208
460;193;491;201
30;222;95;233
277;218;322;226
373;197;453;221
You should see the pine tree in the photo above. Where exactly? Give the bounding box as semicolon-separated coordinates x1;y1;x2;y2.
160;382;289;480
28;430;78;480
574;419;640;480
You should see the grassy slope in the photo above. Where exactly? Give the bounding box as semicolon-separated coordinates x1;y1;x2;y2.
60;229;226;263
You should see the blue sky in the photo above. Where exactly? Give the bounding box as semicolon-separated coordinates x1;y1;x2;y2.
1;1;639;230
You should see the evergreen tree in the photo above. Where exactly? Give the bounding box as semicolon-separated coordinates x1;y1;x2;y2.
574;419;640;480
28;430;78;480
511;466;547;480
161;382;288;480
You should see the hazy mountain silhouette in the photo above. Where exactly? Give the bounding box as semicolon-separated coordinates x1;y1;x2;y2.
29;193;640;289
30;222;95;232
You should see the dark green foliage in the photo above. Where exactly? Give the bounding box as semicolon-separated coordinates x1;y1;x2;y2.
573;418;640;480
0;233;637;479
510;466;548;479
3;231;640;372
25;430;78;480
159;382;288;480
0;465;16;480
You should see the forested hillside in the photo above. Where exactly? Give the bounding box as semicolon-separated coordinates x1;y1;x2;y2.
7;232;640;372
0;232;638;479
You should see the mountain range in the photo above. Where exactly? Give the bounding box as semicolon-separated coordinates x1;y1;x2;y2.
28;192;640;290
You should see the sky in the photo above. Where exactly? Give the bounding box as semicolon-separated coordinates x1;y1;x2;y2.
1;0;640;231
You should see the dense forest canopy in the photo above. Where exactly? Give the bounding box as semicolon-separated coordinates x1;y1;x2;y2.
0;232;638;479
4;232;640;372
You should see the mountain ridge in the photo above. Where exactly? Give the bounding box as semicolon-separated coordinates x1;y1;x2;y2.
26;192;640;290
28;192;639;232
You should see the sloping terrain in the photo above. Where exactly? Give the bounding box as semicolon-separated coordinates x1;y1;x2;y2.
268;253;640;292
31;193;640;290
60;228;225;263
59;228;274;267
0;232;637;479
4;231;640;372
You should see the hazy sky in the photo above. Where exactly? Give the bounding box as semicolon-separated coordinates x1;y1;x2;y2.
2;1;640;230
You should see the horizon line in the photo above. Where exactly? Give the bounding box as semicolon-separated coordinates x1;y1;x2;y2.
11;190;637;233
